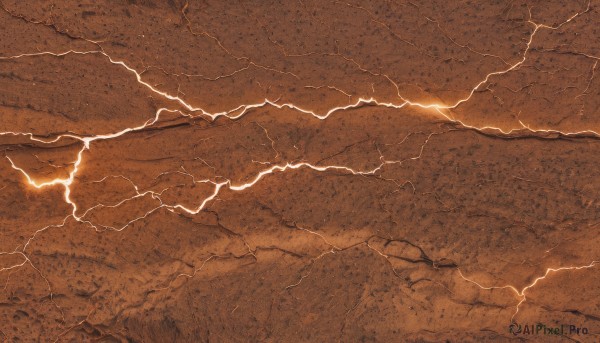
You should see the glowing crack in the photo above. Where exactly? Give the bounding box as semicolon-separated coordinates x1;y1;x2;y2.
0;2;597;338
458;260;599;322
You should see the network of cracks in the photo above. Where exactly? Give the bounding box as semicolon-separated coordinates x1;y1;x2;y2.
0;0;599;342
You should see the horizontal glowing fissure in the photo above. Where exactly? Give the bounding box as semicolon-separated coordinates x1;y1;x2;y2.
1;2;598;143
0;4;595;324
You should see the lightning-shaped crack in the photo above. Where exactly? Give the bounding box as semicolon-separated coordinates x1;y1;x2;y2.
0;2;596;337
458;260;599;323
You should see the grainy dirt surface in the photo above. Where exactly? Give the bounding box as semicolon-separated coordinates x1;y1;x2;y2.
1;1;599;342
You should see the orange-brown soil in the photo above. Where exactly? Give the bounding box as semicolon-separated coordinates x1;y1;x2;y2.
1;1;599;342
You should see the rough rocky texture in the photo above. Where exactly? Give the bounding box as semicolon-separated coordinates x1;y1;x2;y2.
1;0;599;342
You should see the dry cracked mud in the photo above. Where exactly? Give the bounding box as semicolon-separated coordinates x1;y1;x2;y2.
1;0;599;342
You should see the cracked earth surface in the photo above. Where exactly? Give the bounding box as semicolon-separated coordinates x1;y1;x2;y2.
1;0;599;342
